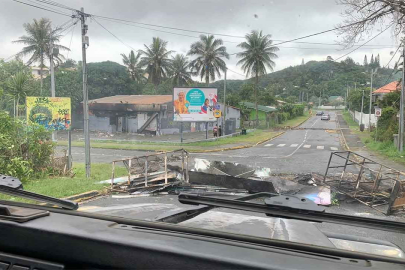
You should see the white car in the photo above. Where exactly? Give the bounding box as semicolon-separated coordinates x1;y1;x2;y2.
321;114;330;120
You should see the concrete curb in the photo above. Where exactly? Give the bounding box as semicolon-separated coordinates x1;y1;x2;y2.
189;131;285;153
63;190;103;203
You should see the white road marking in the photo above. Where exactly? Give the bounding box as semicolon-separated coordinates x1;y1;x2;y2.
290;144;298;147
330;147;338;151
277;144;286;147
265;144;273;147
303;145;311;148
317;146;324;150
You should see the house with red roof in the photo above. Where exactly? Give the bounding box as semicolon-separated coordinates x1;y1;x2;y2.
373;81;400;101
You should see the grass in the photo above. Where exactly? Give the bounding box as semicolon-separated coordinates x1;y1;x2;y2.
58;130;281;152
276;111;310;128
0;163;127;203
342;111;405;166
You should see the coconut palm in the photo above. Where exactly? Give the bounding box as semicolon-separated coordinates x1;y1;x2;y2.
139;37;173;86
188;35;229;85
121;50;145;82
237;30;279;126
170;54;193;86
6;71;32;118
13;18;69;93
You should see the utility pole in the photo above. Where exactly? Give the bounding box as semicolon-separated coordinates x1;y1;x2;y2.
369;69;377;132
79;7;91;177
49;43;56;141
360;89;365;128
400;45;405;152
223;68;227;134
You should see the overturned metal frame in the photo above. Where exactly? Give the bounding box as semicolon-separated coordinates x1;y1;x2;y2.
110;149;189;188
323;151;405;215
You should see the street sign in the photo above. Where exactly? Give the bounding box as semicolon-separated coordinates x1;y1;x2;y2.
214;110;222;118
375;107;382;117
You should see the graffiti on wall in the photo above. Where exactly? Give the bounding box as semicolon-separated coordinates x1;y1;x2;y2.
26;97;71;130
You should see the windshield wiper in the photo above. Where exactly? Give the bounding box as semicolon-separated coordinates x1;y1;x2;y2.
178;193;405;234
0;175;78;210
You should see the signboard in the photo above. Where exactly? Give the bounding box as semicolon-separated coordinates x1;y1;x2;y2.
214;110;222;118
375;107;382;117
173;87;218;122
26;97;71;130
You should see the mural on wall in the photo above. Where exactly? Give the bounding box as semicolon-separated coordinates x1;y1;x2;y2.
26;97;71;130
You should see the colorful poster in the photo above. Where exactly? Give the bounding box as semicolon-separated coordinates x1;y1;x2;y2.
26;97;71;130
173;87;218;122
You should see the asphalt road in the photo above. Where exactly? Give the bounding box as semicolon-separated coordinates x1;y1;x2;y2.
61;112;341;174
76;112;405;252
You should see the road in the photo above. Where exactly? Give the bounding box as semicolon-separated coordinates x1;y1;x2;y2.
75;112;405;251
61;112;341;174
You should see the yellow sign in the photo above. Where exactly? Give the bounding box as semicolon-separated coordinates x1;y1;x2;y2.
26;97;71;130
214;109;222;118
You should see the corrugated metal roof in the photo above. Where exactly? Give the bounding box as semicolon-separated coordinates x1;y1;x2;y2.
239;101;278;112
373;81;400;94
88;95;172;105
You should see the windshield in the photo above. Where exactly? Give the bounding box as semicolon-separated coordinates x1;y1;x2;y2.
1;0;405;262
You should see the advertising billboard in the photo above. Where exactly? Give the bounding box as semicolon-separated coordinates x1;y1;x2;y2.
173;87;218;122
26;96;71;130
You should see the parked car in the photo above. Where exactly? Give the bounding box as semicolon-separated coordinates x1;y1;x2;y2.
321;114;330;120
316;111;324;116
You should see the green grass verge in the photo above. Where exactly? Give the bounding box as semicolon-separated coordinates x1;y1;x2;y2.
57;130;280;152
0;163;127;203
276;111;310;128
342;111;405;166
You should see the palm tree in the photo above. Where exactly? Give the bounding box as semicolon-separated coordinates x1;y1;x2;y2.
6;71;31;118
188;35;229;85
13;18;69;93
237;30;279;126
139;37;173;86
170;54;193;86
121;50;145;82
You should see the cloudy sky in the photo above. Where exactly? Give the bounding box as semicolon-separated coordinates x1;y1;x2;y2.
0;0;400;81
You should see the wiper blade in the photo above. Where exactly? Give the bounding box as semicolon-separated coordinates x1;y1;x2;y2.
0;175;78;210
178;193;405;234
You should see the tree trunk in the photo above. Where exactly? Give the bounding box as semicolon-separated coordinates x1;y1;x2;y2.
205;67;209;86
40;55;44;95
16;96;19;118
13;99;16;119
255;74;259;127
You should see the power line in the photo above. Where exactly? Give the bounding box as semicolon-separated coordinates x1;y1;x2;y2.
334;23;393;61
383;43;402;69
93;17;136;51
66;22;77;59
227;68;245;77
11;0;72;17
31;0;76;11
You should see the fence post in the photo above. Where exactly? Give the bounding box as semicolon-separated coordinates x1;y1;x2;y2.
181;150;185;181
185;151;189;183
128;159;132;185
164;153;168;184
111;161;115;188
144;157;148;187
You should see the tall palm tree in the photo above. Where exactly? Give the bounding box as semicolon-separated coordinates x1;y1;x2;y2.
121;50;145;82
13;18;69;93
139;37;173;86
237;30;279;126
188;35;229;85
6;71;31;118
170;54;193;86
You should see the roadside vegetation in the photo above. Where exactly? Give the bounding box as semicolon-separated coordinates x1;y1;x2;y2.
0;163;127;203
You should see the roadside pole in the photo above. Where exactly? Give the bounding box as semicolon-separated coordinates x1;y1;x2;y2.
205;122;208;139
49;43;56;141
79;7;91;177
223;68;227;135
67;130;72;170
360;89;365;128
180;122;183;143
400;45;405;151
369;69;376;132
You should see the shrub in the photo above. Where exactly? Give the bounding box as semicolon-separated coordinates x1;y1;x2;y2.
373;106;398;142
0;111;54;181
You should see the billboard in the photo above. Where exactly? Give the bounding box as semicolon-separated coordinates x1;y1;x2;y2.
26;96;71;130
173;87;218;122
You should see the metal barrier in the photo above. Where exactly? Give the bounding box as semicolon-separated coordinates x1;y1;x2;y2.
110;149;189;189
323;151;405;215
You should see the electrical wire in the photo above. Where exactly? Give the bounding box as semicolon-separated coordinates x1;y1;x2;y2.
382;43;402;69
227;68;245;77
93;17;136;51
31;0;76;11
11;0;72;17
66;22;77;59
334;23;394;61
